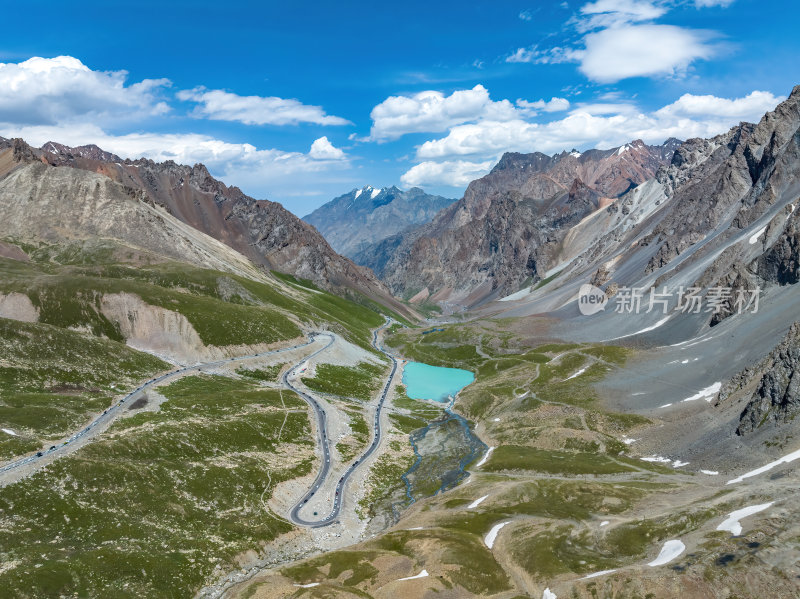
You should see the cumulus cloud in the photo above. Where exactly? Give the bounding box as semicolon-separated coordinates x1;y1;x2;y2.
177;87;351;126
0;56;170;126
400;159;495;187
0;55;355;209
411;90;784;161
368;85;570;140
654;90;779;119
308;136;346;160
369;85;514;140
579;25;716;82
508;0;720;83
516;97;570;112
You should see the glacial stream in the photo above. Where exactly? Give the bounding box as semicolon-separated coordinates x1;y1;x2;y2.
399;362;486;503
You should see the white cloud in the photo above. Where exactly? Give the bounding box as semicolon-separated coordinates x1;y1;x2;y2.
368;85;570;140
308;136;346;160
516;97;570;112
400;159;495;187
177;87;351;126
654;90;780;120
0;56;353;210
506;45;581;65
407;89;783;163
369;85;515;140
508;0;720;83
694;0;735;6
519;9;534;21
0;56;170;126
578;24;716;82
577;0;666;31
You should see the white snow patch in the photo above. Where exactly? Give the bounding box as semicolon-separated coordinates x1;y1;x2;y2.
294;582;320;588
716;502;774;535
543;588;557;599
580;569;617;580
727;448;800;484
681;359;689;364
398;569;429;581
468;495;489;509
354;188;363;199
484;521;511;549
606;315;671;341
622;437;636;445
641;455;672;463
493;417;500;422
371;187;382;199
681;382;721;403
565;367;588;381
600;520;610;527
748;225;767;245
659;403;673;408
570;150;581;158
476;446;495;468
1;428;17;436
616;144;629;155
700;469;719;475
406;526;425;530
647;540;686;566
673;460;690;468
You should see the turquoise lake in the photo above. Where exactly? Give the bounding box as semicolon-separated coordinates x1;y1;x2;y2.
402;362;475;402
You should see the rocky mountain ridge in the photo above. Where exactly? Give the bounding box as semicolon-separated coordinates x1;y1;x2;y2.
0;137;415;319
369;138;681;306
303;185;454;260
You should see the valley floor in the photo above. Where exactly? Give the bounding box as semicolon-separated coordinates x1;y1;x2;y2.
221;318;800;599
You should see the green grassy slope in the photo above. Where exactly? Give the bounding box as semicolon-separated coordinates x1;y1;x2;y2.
0;375;313;598
0;317;167;459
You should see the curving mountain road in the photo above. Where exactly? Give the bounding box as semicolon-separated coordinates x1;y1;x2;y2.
0;335;323;480
288;319;397;527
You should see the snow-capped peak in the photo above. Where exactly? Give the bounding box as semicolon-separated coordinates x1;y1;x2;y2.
569;150;581;158
350;185;384;202
616;144;629;156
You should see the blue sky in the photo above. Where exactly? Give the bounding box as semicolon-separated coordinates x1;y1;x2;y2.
1;0;798;215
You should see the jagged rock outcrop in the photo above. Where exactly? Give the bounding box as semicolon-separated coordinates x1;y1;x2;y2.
303;185;454;259
733;323;800;435
755;209;800;285
647;88;800;284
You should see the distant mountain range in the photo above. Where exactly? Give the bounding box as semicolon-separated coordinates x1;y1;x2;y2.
303;185;455;259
